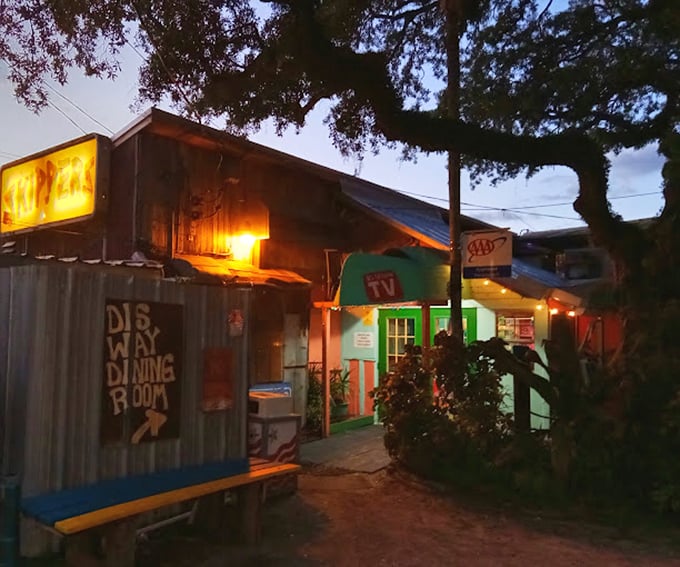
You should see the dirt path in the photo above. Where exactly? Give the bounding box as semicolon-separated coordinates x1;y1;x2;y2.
141;466;680;566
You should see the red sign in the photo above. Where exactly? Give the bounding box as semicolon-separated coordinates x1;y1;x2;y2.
363;271;403;303
466;235;508;262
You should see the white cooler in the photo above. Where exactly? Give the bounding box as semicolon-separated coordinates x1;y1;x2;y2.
248;391;294;417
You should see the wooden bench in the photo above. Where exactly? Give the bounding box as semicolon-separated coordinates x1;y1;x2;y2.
21;457;301;567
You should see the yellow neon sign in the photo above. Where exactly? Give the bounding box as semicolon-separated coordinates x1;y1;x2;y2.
1;137;99;234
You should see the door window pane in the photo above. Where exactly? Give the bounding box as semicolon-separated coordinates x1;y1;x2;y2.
386;317;416;372
435;316;468;342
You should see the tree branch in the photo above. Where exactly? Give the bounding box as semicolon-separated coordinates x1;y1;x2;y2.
277;0;645;266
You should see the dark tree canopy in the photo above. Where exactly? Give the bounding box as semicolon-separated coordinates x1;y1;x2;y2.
2;0;679;358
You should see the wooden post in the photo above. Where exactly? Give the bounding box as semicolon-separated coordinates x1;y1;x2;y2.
321;305;331;437
239;483;262;545
422;303;431;349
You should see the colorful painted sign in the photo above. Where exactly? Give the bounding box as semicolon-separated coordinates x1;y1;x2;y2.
101;300;183;445
462;229;513;278
0;135;106;235
363;270;404;303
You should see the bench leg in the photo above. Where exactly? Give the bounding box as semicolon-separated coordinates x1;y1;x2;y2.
64;532;102;567
101;519;137;567
238;482;262;545
194;492;225;538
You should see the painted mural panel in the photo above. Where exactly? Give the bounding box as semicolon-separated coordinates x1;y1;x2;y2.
101;299;183;445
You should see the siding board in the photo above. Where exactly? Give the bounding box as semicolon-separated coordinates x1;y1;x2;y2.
0;261;251;556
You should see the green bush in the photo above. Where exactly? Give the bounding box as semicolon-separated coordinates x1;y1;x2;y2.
306;363;323;435
372;337;514;486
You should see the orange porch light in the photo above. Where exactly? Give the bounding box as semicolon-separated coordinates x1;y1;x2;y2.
228;232;267;262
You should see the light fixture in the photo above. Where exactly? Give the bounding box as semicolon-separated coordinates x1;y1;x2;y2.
483;279;490;286
536;304;544;311
567;310;576;317
549;308;559;315
228;233;259;262
500;288;507;294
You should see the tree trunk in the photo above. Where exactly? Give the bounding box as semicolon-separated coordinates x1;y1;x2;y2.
444;0;464;366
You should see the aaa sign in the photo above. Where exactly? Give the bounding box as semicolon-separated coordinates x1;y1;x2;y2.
462;230;513;278
363;270;404;303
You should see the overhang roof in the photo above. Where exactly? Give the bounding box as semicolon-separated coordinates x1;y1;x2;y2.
336;247;449;306
174;254;310;287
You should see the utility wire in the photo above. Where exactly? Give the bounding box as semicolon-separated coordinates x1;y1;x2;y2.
47;100;87;134
45;83;114;134
396;188;663;209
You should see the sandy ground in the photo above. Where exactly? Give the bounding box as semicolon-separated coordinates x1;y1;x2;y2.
139;465;680;567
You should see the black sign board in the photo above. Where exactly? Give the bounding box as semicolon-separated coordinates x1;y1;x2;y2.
101;300;183;445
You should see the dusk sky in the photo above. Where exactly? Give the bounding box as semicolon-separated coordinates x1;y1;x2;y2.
0;47;666;234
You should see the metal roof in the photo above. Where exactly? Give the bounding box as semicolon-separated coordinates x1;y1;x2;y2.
175;254;310;286
0;251;309;287
339;179;584;299
340;178;493;249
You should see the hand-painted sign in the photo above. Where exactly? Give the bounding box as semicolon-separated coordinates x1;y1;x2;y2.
363;270;404;303
1;135;108;235
101;300;183;445
462;230;512;278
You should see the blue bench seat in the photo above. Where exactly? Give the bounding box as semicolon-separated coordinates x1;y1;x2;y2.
22;458;250;528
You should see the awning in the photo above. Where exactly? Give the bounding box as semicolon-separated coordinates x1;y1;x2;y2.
173;254;310;286
336;247;449;306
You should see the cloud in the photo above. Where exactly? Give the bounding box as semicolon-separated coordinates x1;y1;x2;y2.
609;144;663;178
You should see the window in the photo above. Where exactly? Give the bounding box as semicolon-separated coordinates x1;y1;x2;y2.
434;316;468;343
496;314;534;347
386;317;416;372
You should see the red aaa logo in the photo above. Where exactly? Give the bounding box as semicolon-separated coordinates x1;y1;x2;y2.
466;236;508;262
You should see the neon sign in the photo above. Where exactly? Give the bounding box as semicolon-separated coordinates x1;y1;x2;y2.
1;136;104;235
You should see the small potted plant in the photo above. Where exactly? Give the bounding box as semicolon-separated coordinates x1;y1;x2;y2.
329;367;351;421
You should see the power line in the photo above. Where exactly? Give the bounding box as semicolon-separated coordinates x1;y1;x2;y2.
460;202;581;221
126;39;148;62
47;100;87;135
498;190;663;210
395;188;663;211
45;83;114;134
0;150;20;159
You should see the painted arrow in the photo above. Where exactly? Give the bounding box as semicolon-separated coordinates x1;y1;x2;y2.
131;409;168;444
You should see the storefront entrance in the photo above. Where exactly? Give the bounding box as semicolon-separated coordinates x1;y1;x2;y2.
377;307;478;375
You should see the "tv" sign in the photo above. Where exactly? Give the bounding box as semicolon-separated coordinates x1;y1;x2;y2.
363;271;404;303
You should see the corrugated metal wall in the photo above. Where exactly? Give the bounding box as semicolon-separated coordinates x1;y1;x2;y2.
0;261;250;555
